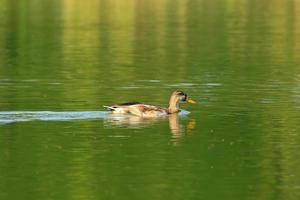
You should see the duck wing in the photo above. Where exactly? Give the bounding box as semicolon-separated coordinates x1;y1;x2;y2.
104;103;168;117
129;104;168;117
104;102;142;113
119;102;141;106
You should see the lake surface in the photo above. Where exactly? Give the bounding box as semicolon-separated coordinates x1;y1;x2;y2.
1;0;300;199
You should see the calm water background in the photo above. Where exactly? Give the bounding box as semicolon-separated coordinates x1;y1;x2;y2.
1;0;300;200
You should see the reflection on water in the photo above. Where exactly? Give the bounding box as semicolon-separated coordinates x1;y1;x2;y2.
168;114;195;144
0;111;195;143
104;114;164;128
104;112;196;143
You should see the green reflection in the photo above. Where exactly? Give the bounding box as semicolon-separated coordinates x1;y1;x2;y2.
0;0;300;200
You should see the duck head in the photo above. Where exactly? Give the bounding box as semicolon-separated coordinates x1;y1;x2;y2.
168;90;196;113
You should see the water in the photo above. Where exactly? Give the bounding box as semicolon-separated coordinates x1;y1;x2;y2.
1;0;300;199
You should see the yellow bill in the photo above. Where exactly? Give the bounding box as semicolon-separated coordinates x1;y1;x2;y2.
187;98;196;104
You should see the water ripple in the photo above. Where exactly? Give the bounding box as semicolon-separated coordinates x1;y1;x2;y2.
0;110;191;124
0;111;107;124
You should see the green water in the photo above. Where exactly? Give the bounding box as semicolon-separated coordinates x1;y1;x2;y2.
1;0;300;199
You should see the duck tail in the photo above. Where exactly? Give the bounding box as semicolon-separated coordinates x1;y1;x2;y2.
103;105;115;111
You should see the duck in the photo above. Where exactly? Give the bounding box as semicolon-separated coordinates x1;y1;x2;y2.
104;90;196;117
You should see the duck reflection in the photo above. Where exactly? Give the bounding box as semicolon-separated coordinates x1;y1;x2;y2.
104;114;160;128
104;113;195;142
168;114;196;144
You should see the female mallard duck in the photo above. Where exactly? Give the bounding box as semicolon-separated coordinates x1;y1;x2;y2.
104;90;196;117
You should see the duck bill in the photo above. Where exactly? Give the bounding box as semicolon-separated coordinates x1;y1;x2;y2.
187;98;196;104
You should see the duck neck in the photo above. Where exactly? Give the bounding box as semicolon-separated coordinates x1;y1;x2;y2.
168;96;180;114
